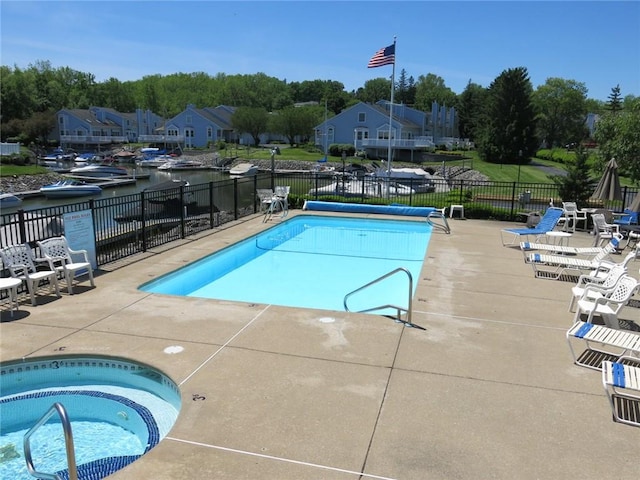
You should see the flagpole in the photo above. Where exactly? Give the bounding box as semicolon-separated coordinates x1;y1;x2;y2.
386;36;396;175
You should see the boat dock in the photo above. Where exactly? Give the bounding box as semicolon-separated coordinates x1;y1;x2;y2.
14;174;150;200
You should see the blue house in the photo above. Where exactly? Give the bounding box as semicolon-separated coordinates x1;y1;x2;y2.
314;101;463;162
57;107;164;150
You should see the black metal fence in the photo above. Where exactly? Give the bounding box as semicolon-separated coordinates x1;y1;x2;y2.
1;171;637;268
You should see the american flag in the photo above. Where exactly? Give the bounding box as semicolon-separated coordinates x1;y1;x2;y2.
367;44;395;68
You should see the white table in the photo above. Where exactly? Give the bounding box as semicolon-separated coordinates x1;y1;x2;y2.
0;277;22;317
545;231;572;247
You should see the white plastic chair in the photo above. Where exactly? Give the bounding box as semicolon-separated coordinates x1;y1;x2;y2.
37;236;95;294
256;189;274;213
592;213;620;247
0;244;60;306
573;274;639;329
568;263;628;312
560;202;588;232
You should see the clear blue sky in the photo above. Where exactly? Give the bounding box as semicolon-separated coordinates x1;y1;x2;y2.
2;1;638;102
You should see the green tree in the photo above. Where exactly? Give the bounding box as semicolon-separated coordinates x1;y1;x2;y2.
231;106;269;146
456;80;487;141
355;78;392;104
395;69;416;105
22;110;57;145
413;73;457;111
477;67;538;166
594;97;640;182
606;84;623;113
533;77;589;148
269;106;321;145
549;147;594;206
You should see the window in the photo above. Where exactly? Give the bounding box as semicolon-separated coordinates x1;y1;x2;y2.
186;115;192;124
358;112;366;122
207;127;213;138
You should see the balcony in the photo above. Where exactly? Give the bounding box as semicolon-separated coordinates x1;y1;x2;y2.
60;135;128;144
138;135;185;143
360;136;435;149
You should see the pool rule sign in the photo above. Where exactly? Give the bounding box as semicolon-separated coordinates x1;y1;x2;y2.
63;209;98;269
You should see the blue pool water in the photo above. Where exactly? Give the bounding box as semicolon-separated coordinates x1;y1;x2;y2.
140;215;432;313
0;356;181;480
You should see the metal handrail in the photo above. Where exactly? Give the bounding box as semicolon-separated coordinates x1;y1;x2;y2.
24;402;78;480
343;267;424;329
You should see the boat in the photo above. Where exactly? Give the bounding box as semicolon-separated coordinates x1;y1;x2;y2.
229;163;258;176
114;180;198;222
69;164;129;177
0;193;22;208
374;167;435;193
308;178;415;197
40;180;102;198
157;160;208;171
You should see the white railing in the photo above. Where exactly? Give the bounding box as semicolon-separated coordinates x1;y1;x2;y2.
361;137;436;149
60;135;127;144
0;142;20;155
138;135;185;143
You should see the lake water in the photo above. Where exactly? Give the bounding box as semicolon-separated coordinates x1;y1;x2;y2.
18;166;238;211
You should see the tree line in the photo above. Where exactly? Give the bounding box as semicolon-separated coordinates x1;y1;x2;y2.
1;60;638;181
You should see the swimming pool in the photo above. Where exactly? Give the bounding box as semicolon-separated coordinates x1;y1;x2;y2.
0;355;181;480
140;215;432;314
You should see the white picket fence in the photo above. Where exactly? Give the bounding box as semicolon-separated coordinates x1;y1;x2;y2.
0;142;20;155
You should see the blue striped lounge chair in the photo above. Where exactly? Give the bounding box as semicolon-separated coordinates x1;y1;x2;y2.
602;358;640;427
500;207;564;246
525;236;622;279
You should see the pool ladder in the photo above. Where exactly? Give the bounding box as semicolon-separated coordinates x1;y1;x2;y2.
24;402;78;480
343;267;425;330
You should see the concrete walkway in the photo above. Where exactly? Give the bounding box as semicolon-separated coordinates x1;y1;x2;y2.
1;213;638;479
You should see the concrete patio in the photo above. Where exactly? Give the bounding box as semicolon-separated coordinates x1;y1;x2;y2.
1;212;638;479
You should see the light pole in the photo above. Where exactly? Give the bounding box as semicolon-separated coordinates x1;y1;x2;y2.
341;150;346;191
270;147;277;191
517;149;523;185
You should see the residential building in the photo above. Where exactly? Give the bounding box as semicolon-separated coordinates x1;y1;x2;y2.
57;107;165;150
314;100;465;162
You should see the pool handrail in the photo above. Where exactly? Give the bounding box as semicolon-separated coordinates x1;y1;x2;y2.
343;267;425;330
24;401;78;480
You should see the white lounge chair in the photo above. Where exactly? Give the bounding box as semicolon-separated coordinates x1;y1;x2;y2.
0;243;60;306
567;322;640;370
37;236;95;294
525;236;622;279
520;241;609;258
602;358;640;427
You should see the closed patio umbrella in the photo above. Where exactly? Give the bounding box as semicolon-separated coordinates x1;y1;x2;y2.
591;157;622;201
628;190;640;212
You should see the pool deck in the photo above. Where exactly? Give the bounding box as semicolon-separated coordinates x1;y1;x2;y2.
1;212;639;480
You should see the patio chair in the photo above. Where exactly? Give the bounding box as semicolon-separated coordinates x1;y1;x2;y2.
525;235;622;280
602;358;640;427
264;185;290;222
256;189;274;213
613;209;639;226
592;213;621;247
558;202;588;232
572;273;640;329
0;243;60;306
500;207;564;246
568;261;629;312
37;236;95;294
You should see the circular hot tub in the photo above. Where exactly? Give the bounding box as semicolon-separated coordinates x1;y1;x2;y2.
0;355;181;480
